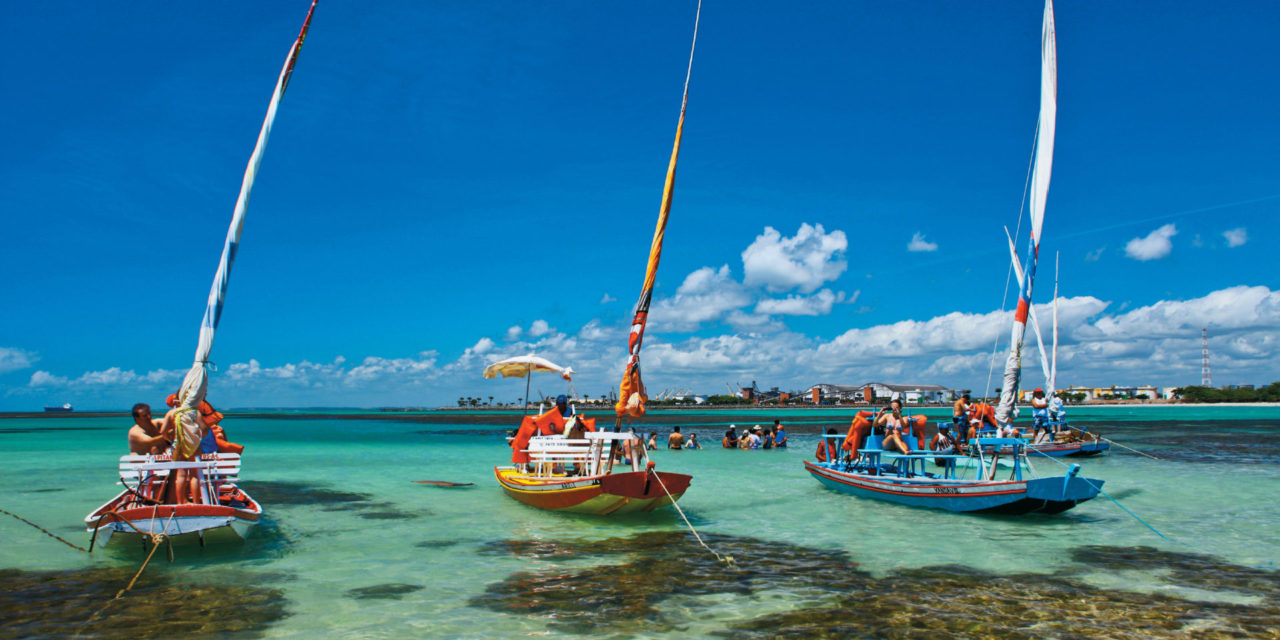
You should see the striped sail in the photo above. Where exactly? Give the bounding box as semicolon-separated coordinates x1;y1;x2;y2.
175;2;318;451
996;0;1056;428
615;1;702;420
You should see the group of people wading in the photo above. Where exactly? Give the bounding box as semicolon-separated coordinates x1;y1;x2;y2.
126;395;244;505
721;421;788;450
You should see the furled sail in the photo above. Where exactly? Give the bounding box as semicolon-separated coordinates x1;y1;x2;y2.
173;1;318;457
995;0;1056;428
615;0;702;420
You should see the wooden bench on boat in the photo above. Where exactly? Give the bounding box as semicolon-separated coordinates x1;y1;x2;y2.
521;432;648;477
117;453;242;506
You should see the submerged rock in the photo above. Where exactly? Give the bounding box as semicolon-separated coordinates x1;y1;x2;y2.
0;566;288;639
345;583;424;600
236;481;372;508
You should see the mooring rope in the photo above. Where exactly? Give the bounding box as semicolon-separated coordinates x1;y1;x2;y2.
650;468;734;566
0;507;90;552
1062;423;1161;460
1034;452;1170;541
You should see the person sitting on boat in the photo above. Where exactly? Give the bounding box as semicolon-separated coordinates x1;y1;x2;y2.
1030;388;1050;441
773;421;788;448
953;393;972;428
667;426;685;449
816;427;840;462
930;424;958;465
127;403;171;455
686;432;702;450
874;399;912;455
722;426;739;448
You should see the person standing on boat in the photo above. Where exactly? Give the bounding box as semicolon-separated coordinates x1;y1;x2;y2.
1030;388;1050;442
1048;393;1065;436
667;426;685;449
127;403;171;455
875;399;912;454
953;393;972;428
773;421;788;448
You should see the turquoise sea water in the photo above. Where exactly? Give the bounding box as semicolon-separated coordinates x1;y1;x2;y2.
3;407;1280;638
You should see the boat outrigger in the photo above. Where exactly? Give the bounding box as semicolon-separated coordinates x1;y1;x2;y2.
85;453;259;547
805;433;1102;514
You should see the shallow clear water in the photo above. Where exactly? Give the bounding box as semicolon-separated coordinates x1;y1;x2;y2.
2;408;1279;638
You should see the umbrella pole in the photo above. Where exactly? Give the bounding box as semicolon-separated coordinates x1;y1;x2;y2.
522;364;532;419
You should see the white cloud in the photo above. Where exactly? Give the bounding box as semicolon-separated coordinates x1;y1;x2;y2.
1223;227;1248;248
471;337;495;355
754;289;844;316
1084;247;1105;262
28;370;68;387
600;293;617;304
907;232;938;252
528;320;552;337
741;223;847;293
504;325;522;341
650;265;753;332
1124;223;1177;261
0;347;37;373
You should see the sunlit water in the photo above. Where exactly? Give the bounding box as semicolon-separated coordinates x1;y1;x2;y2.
2;407;1279;638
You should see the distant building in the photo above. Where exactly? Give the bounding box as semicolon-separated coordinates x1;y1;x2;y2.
805;382;953;404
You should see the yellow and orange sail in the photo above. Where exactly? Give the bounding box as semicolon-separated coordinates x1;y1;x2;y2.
615;1;701;420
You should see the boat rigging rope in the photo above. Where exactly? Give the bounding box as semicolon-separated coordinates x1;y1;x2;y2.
0;507;89;553
650;468;734;566
984;119;1041;399
1034;453;1170;541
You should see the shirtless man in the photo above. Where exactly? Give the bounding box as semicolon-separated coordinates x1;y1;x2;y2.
127;403;171;455
952;393;972;428
667;426;685;449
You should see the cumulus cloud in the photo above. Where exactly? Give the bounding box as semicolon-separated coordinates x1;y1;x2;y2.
907;232;938;252
28;370;68;387
754;289;845;316
1125;224;1177;261
650;265;753;332
28;366;182;389
0;347;37;373
504;325;522;341
742;223;847;293
1223;227;1248;248
528;320;552;337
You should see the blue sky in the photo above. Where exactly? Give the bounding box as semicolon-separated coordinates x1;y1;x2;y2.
2;1;1278;409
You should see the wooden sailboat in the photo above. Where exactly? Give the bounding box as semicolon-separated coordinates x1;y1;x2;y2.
808;0;1101;514
85;1;318;547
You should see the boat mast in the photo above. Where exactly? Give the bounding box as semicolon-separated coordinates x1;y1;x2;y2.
614;0;702;427
995;0;1056;428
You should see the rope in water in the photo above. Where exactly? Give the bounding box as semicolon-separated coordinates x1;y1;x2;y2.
1;507;90;553
1034;452;1170;541
650;468;734;566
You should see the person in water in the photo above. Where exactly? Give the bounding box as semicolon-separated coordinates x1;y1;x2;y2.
815;427;840;462
953;393;972;428
667;426;685;449
722;426;739;449
773;421;788;448
686;432;702;450
874;399;912;454
127;403;170;455
647;432;658;450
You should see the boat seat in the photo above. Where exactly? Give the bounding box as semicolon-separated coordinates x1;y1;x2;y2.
118;453;241;485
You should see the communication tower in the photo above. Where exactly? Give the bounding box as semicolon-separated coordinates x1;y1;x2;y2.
1201;327;1212;388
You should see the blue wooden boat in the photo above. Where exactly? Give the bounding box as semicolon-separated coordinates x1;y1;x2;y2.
805;434;1102;515
970;421;1110;458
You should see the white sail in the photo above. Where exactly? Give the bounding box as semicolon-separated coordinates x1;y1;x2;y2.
995;0;1056;428
174;2;318;455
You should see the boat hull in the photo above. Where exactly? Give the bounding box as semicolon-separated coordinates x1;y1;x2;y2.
85;490;260;547
494;467;691;515
804;460;1101;514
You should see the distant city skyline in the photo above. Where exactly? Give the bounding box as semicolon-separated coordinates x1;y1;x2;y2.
2;1;1277;410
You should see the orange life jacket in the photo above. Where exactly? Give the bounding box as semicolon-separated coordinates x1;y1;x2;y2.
842;411;875;452
816;439;840;462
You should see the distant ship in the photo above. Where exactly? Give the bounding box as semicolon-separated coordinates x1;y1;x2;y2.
44;403;73;412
